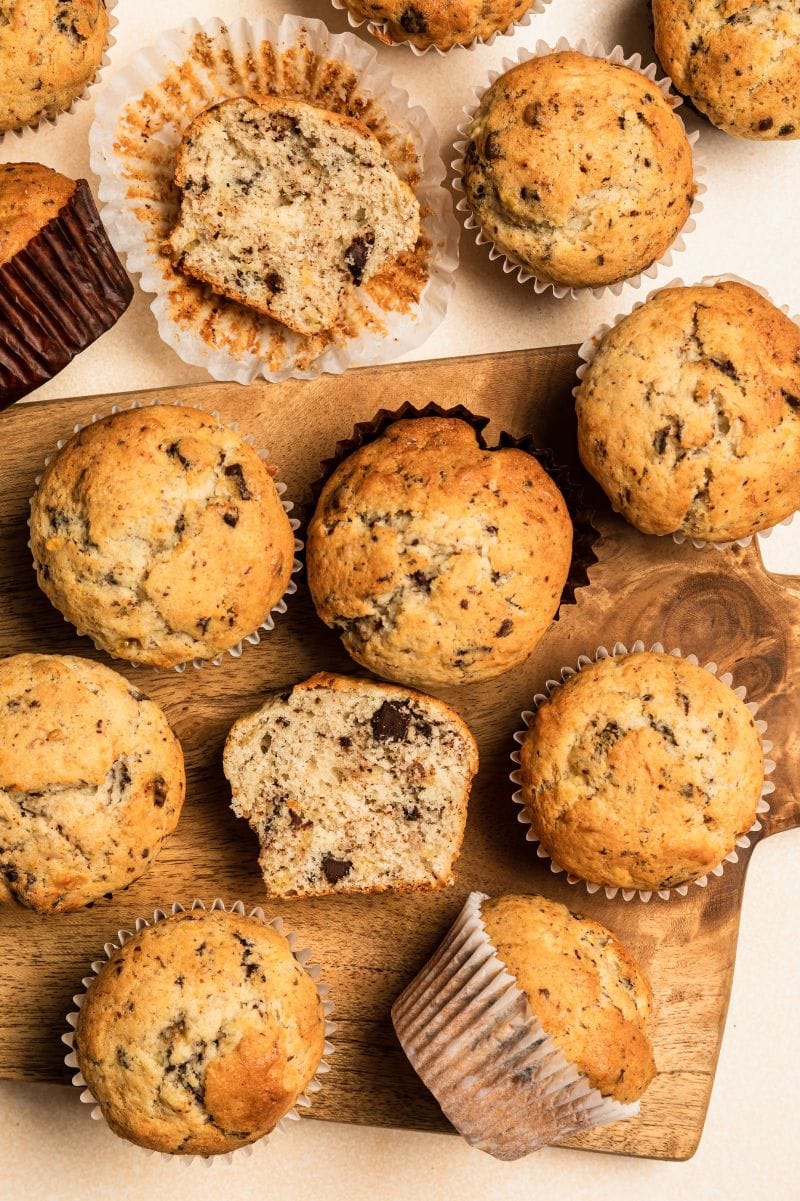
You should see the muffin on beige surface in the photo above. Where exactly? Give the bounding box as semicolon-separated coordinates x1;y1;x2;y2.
576;281;800;543
30;405;296;668
462;51;696;288
223;672;479;898
518;651;764;892
75;907;326;1156
0;1;109;133
344;0;535;51
0;654;184;913
654;0;800;140
306;416;573;689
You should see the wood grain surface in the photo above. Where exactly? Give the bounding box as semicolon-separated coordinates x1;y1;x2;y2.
0;346;797;1162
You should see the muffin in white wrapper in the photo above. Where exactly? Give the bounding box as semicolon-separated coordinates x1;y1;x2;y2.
574;274;800;551
329;0;552;57
62;898;336;1164
88;13;458;383
29;398;302;673
451;37;705;298
510;640;774;902
391;891;640;1159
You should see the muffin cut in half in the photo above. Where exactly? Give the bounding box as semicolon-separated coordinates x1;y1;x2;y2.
223;672;479;898
166;95;421;336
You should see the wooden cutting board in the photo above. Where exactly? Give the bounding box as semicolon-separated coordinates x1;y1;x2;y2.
0;346;798;1163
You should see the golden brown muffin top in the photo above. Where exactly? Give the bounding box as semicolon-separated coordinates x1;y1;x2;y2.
0;162;75;265
345;0;534;51
481;894;656;1104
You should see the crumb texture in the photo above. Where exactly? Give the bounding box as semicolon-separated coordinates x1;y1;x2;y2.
576;281;800;541
166;95;420;336
344;0;534;50
0;654;184;912
30;405;295;668
306;417;573;688
223;672;479;898
463;51;695;288
481;894;656;1104
75;909;325;1156
519;652;764;891
654;0;800;139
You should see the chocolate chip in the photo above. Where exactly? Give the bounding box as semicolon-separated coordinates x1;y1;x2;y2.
711;357;738;380
223;510;239;527
116;1047;132;1069
650;719;678;747
496;619;514;637
166;442;192;470
322;855;352;884
758;117;774;131
174;515;186;536
371;700;410;742
597;720;624;749
403;805;421;820
538;987;550;999
339;736;352;749
152;775;168;808
224;463;251;500
782;389;800;410
522;102;542;127
653;426;670;455
266;272;284;293
343;233;375;286
46;506;69;532
398;4;428;33
779;124;796;137
519;186;540;201
484;133;502;161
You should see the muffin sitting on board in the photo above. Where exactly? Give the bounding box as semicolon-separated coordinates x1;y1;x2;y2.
462;51;695;289
576;280;800;543
343;0;535;51
392;892;655;1159
653;0;800;140
73;907;327;1155
0;654;184;912
29;405;296;668
517;651;764;893
306;416;573;688
166;96;420;336
223;672;479;897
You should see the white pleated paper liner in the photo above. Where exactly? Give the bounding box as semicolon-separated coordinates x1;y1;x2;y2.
88;13;459;384
29;397;302;673
574;273;800;551
451;37;706;297
391;891;639;1160
4;0;118;141
510;640;774;902
62;898;336;1165
329;0;552;56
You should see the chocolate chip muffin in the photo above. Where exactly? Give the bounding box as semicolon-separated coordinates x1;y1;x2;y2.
0;1;109;133
223;672;479;898
518;651;764;892
0;162;133;406
344;0;535;51
30;406;296;668
576;281;800;542
306;417;573;688
0;654;184;913
462;51;696;288
654;0;800;140
75;907;327;1155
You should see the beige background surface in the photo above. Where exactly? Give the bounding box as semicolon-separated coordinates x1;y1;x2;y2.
1;0;799;1197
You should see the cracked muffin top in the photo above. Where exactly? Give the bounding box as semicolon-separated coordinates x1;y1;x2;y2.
75;908;326;1156
0;162;76;265
0;653;184;912
654;0;800;140
462;51;695;288
481;894;656;1103
30;405;296;668
576;281;800;542
343;0;535;51
518;651;764;892
0;0;109;134
306;417;573;689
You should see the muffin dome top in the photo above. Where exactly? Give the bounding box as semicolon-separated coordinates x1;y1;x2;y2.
0;0;109;134
306;416;573;689
481;894;656;1104
0;162;75;265
519;651;764;891
344;0;534;51
75;909;326;1156
0;653;184;912
576;281;800;542
30;405;296;668
463;52;695;288
654;0;800;140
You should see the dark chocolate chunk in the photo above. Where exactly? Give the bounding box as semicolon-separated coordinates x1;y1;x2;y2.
710;357;738;380
781;389;800;410
343;233;375;287
371;700;411;742
223;510;239;527
779;124;796;137
484;133;502;161
266;272;284;293
496;619;513;638
322;855;353;884
224;463;252;500
151;775;168;808
398;5;428;34
166;442;192;470
522;102;542;128
758;117;774;131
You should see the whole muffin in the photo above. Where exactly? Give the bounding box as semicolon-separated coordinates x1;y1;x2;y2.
0;1;109;133
480;894;656;1103
0;654;184;912
306;417;573;688
30;406;296;668
519;651;764;891
344;0;535;51
0;163;133;407
654;0;800;140
75;908;327;1155
576;281;800;542
463;52;695;288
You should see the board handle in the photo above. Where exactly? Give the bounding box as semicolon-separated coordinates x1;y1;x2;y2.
761;569;800;838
